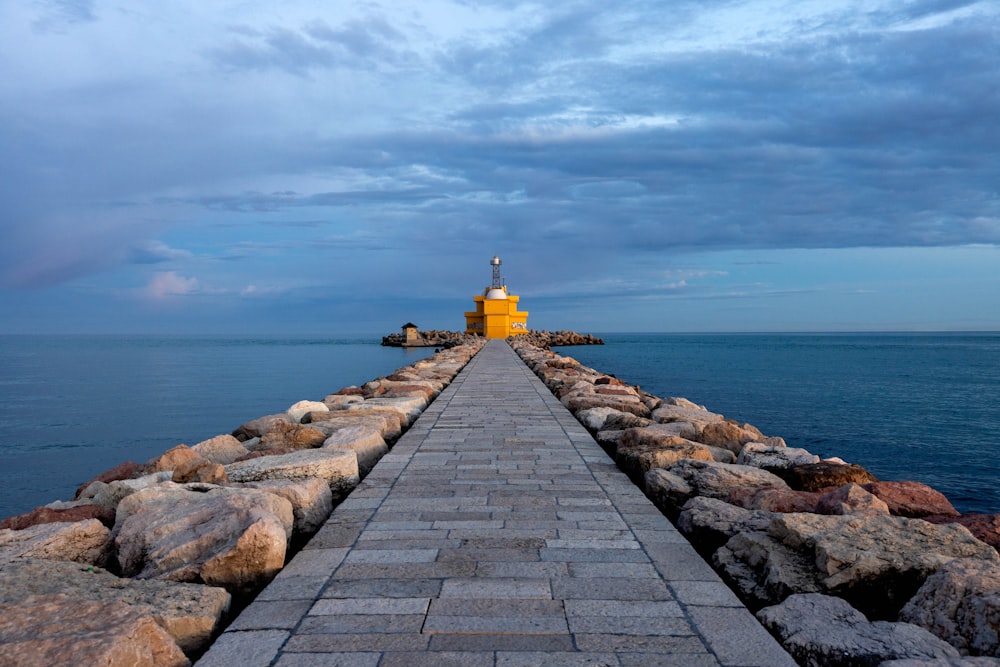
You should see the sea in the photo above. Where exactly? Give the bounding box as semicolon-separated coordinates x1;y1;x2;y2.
0;333;997;519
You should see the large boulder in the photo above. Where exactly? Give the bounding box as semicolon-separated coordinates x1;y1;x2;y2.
728;487;823;513
114;484;293;595
0;594;189;667
322;394;365;409
346;397;427;427
145;445;202;474
676;496;773;556
0;559;230;657
737;442;821;472
757;594;960;667
0;504;115;530
319;407;404;440
816;483;891;517
225;448;360;500
74;461;145;498
563;394;651;418
191;435;250;465
861;481;960;519
900;558;1000;657
925;514;1000;553
616;437;719;481
575;407;623;432
694;420;766;454
718;513;999;618
240;477;333;536
231;413;291;441
78;471;174;509
286;400;328;423
171;459;228;485
0;519;111;566
644;460;788;519
784;461;879;491
651;403;724;425
256;422;327;451
304;411;402;441
322;425;389;476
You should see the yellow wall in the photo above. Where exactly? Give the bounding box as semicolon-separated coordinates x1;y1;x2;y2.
464;291;529;338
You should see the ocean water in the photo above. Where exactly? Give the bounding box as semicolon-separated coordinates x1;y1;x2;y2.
1;333;997;520
557;333;1000;515
0;336;436;519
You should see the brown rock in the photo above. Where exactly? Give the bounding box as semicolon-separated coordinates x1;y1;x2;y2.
0;504;116;530
0;518;111;566
0;594;189;667
616;438;717;481
191;434;250;465
114;484;293;595
816;483;891;516
240;477;333;536
565;394;651;418
728;487;823;513
258;422;327;451
695;420;766;454
171;459;228;485
784;461;879;492
146;445;201;474
74;460;145;499
0;559;230;658
861;481;960;518
644;460;788;519
231;413;292;441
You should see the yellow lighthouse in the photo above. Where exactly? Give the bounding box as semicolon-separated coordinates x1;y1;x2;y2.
464;255;529;338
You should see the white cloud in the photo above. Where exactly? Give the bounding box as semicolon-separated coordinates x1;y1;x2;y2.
143;271;199;300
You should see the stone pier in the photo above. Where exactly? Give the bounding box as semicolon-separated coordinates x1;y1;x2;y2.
197;339;796;667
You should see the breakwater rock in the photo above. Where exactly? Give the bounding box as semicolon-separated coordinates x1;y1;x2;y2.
509;338;1000;664
381;328;603;348
0;340;485;664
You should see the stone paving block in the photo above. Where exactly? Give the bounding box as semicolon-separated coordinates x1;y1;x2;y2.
379;651;495;667
429;634;576;652
256;575;330;601
440;577;552;599
320;578;442;599
668;581;745;608
476;561;570;578
540;547;649;563
279;548;349;576
274;653;380;667
563;599;684;618
496;653;621;667
228;599;313;631
685;606;799;667
568;615;693;636
196;629;290;667
310;597;430;615
617;654;720;667
343;548;439;564
551;577;673;601
644;542;726;581
297;613;425;634
568;562;660;579
282;633;429;653
574;634;711;653
423;614;569;634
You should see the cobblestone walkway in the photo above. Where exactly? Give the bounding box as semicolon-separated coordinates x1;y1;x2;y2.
197;339;796;667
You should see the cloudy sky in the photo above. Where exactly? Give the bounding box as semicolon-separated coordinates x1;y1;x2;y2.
2;0;998;334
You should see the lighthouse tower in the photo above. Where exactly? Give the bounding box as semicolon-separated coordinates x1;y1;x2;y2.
464;255;529;338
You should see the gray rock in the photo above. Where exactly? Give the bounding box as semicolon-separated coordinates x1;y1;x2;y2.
651;403;724;425
644;459;788;518
716;513;1000;619
900;558;1000;657
757;593;960;667
737;441;820;470
575;407;623;432
0;559;230;657
225;448;360;500
677;496;773;555
880;659;1000;666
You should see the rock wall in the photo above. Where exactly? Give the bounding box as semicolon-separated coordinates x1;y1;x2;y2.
509;338;1000;665
0;340;485;665
381;328;603;348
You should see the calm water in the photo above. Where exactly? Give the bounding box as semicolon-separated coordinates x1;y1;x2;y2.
557;333;1000;515
1;333;997;519
0;336;436;518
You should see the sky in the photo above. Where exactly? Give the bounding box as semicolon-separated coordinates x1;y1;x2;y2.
1;0;998;335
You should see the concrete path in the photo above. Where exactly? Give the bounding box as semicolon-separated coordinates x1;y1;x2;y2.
197;339;796;667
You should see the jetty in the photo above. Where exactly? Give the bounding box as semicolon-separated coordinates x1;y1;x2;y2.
196;339;795;666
